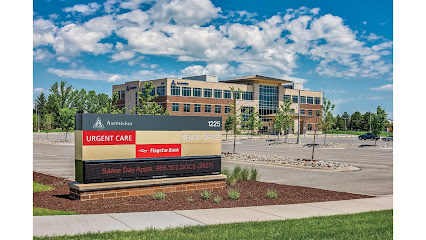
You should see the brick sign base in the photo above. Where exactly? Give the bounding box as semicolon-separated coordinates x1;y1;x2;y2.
69;174;226;201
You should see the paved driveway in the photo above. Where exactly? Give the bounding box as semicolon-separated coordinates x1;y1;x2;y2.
33;133;392;196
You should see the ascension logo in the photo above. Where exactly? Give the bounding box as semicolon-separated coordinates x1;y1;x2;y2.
92;117;105;130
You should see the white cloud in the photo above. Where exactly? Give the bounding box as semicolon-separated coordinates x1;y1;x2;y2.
110;51;136;62
33;49;54;62
33;88;45;94
120;0;154;10
362;21;367;25
47;68;126;82
370;84;393;91
366;96;384;100
64;2;101;15
149;0;221;25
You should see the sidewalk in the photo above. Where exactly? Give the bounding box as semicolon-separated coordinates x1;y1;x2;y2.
34;195;392;237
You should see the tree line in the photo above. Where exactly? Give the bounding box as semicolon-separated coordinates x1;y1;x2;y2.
33;81;167;140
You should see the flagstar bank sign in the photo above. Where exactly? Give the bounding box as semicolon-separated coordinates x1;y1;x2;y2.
75;114;222;183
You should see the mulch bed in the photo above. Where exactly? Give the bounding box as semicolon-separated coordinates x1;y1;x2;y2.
34;171;373;215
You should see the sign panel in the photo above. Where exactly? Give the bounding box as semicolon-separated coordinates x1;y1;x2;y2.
83;131;135;145
75;114;222;183
136;144;181;158
80;156;221;183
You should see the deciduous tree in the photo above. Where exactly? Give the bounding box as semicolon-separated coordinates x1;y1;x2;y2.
274;98;294;143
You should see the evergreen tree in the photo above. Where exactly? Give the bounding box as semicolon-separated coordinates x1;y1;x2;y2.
350;111;362;131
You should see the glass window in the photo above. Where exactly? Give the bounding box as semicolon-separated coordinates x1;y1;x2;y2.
172;103;179;112
224;90;232;99
241;107;254;122
156;86;165;96
184;104;190;112
314;97;321;105
308;110;313;116
182;87;192;97
307;97;314;104
194;104;201;113
292;95;298;103
135;92;138;104
259;85;278;122
119;91;125;99
150;88;155;96
300;96;306;104
308;124;312;131
215;105;221;113
171;86;180;96
193;88;201;97
205;104;211;113
233;92;241;99
283;94;291;100
242;91;253;100
225;105;231;113
214;89;222;99
316;110;321;116
204;88;212;98
300;109;305;114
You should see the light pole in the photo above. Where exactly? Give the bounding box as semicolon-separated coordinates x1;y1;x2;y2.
296;89;301;145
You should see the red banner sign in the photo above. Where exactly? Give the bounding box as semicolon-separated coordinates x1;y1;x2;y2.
83;131;136;145
136;144;181;158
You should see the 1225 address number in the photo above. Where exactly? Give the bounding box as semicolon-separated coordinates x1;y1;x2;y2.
208;120;221;127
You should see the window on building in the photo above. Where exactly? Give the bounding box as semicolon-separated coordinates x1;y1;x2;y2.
156;86;165;96
204;88;212;98
308;110;313;116
171;86;180;96
241;107;254;123
184;104;190;112
300;96;306;104
135;92;138;104
300;109;305;114
259;85;278;122
205;104;211;113
308;124;313;131
193;88;201;97
314;97;321;105
316;110;321;116
214;89;222;99
150;88;156;96
242;91;253;100
233;92;241;99
292;95;298;103
194;104;201;113
119;90;125;99
215;105;221;113
307;97;314;104
172;103;179;112
182;87;192;97
225;105;231;113
283;94;291;100
224;90;232;99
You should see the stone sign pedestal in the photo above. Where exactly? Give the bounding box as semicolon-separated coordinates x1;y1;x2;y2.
70;174;227;201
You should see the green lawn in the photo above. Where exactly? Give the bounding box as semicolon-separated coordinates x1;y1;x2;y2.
33;181;78;216
34;207;78;216
34;210;392;240
33;181;53;192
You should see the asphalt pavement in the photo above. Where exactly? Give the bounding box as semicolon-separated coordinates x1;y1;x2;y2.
33;132;393;196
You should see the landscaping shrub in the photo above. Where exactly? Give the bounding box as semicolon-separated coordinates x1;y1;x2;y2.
266;189;278;199
250;167;260;180
221;168;230;177
228;189;240;200
232;166;242;180
225;175;237;185
152;192;166;200
239;167;250;181
213;195;222;204
187;197;195;203
200;190;211;200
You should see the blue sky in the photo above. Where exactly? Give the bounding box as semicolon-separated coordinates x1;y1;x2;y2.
33;0;393;118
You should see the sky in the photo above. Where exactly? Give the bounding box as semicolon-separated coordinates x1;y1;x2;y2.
33;0;393;118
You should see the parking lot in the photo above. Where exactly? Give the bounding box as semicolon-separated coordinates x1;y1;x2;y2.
33;133;393;196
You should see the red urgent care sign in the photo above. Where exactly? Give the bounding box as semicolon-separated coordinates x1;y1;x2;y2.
136;144;181;158
83;131;136;145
